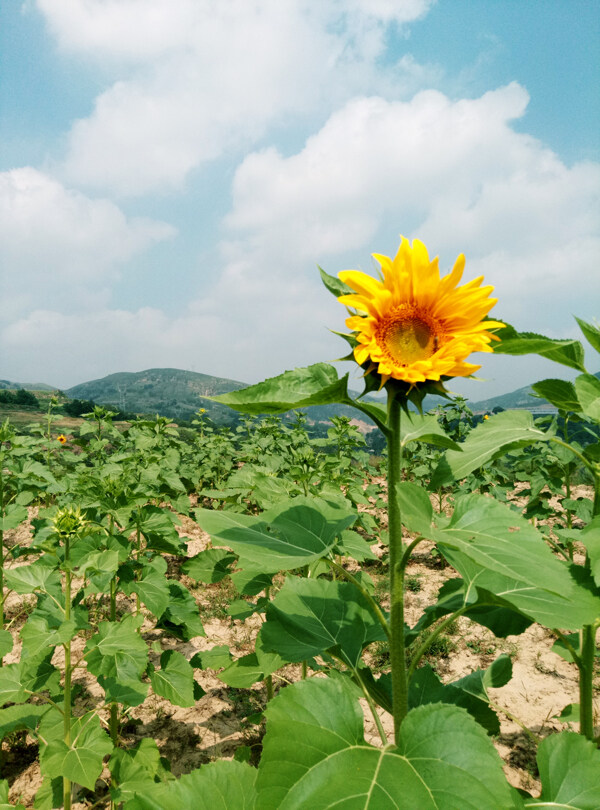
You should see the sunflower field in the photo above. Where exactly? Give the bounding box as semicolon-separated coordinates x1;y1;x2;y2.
0;239;599;809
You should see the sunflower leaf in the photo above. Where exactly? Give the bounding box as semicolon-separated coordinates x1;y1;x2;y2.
207;364;351;415
575;316;600;355
528;732;600;808
531;378;581;412
318;266;353;298
493;324;587;372
575;373;600;422
430;409;550;488
122;760;257;810
256;679;519;810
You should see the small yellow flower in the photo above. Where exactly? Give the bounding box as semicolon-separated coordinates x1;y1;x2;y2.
338;237;504;386
57;434;67;444
483;415;490;421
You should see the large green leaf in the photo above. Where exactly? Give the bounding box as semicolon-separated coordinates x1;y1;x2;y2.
196;497;355;573
530;379;581;413
525;732;600;808
261;577;386;667
85;615;149;706
0;504;28;531
109;739;164;804
493;325;586;372
157;581;205;640
406;492;600;630
334;529;378;561
400;412;461;450
149;650;196;708
406;577;531;644
137;506;186;555
256;678;520;809
40;714;113;791
216;653;264;688
580;518;600;588
0;663;26;705
0;704;50;738
217;632;286;688
119;557;172;618
5;563;61;595
409;657;512;735
20;616;68;660
575;373;600;422
209;363;350;414
257;677;364;809
182;549;237;583
396;480;435;537
431;410;551;487
33;775;62;810
124;760;257;810
575;316;600;355
20;651;60;696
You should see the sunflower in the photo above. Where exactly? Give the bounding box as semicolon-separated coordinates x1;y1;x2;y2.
338;237;504;386
57;434;67;444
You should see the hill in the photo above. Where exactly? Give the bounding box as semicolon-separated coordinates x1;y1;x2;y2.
0;379;55;392
5;367;598;425
468;383;542;413
65;367;381;426
468;370;600;414
66;368;247;423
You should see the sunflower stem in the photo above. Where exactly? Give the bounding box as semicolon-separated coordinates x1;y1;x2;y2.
63;534;72;810
579;622;598;741
387;393;408;740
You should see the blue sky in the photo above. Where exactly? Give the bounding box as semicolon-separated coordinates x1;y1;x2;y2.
1;0;599;400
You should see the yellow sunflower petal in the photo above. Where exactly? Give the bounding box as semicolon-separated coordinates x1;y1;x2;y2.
339;270;383;299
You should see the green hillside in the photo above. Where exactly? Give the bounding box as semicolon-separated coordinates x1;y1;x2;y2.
5;367;598;425
64;368;380;426
0;379;55;391
468;383;540;413
66;368;247;422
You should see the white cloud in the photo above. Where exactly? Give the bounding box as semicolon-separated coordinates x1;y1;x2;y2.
6;79;597;393
36;0;434;62
0;276;340;389
0;167;175;319
34;0;436;195
223;83;600;335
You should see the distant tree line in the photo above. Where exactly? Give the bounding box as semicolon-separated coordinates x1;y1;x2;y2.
0;389;39;409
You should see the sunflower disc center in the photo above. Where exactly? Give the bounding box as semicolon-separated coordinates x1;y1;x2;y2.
383;316;436;365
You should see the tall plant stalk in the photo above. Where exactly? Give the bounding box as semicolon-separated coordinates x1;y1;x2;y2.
63;533;73;810
579;623;598;742
386;394;408;739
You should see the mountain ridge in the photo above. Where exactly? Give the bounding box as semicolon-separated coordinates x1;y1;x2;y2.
3;367;597;421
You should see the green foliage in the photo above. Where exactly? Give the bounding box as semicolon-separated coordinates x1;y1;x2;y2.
0;315;597;808
0;388;39;409
256;678;519;809
494;324;587;372
525;732;600;808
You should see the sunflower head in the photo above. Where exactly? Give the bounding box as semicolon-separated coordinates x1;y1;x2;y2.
337;237;504;396
53;505;88;537
57;434;67;444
